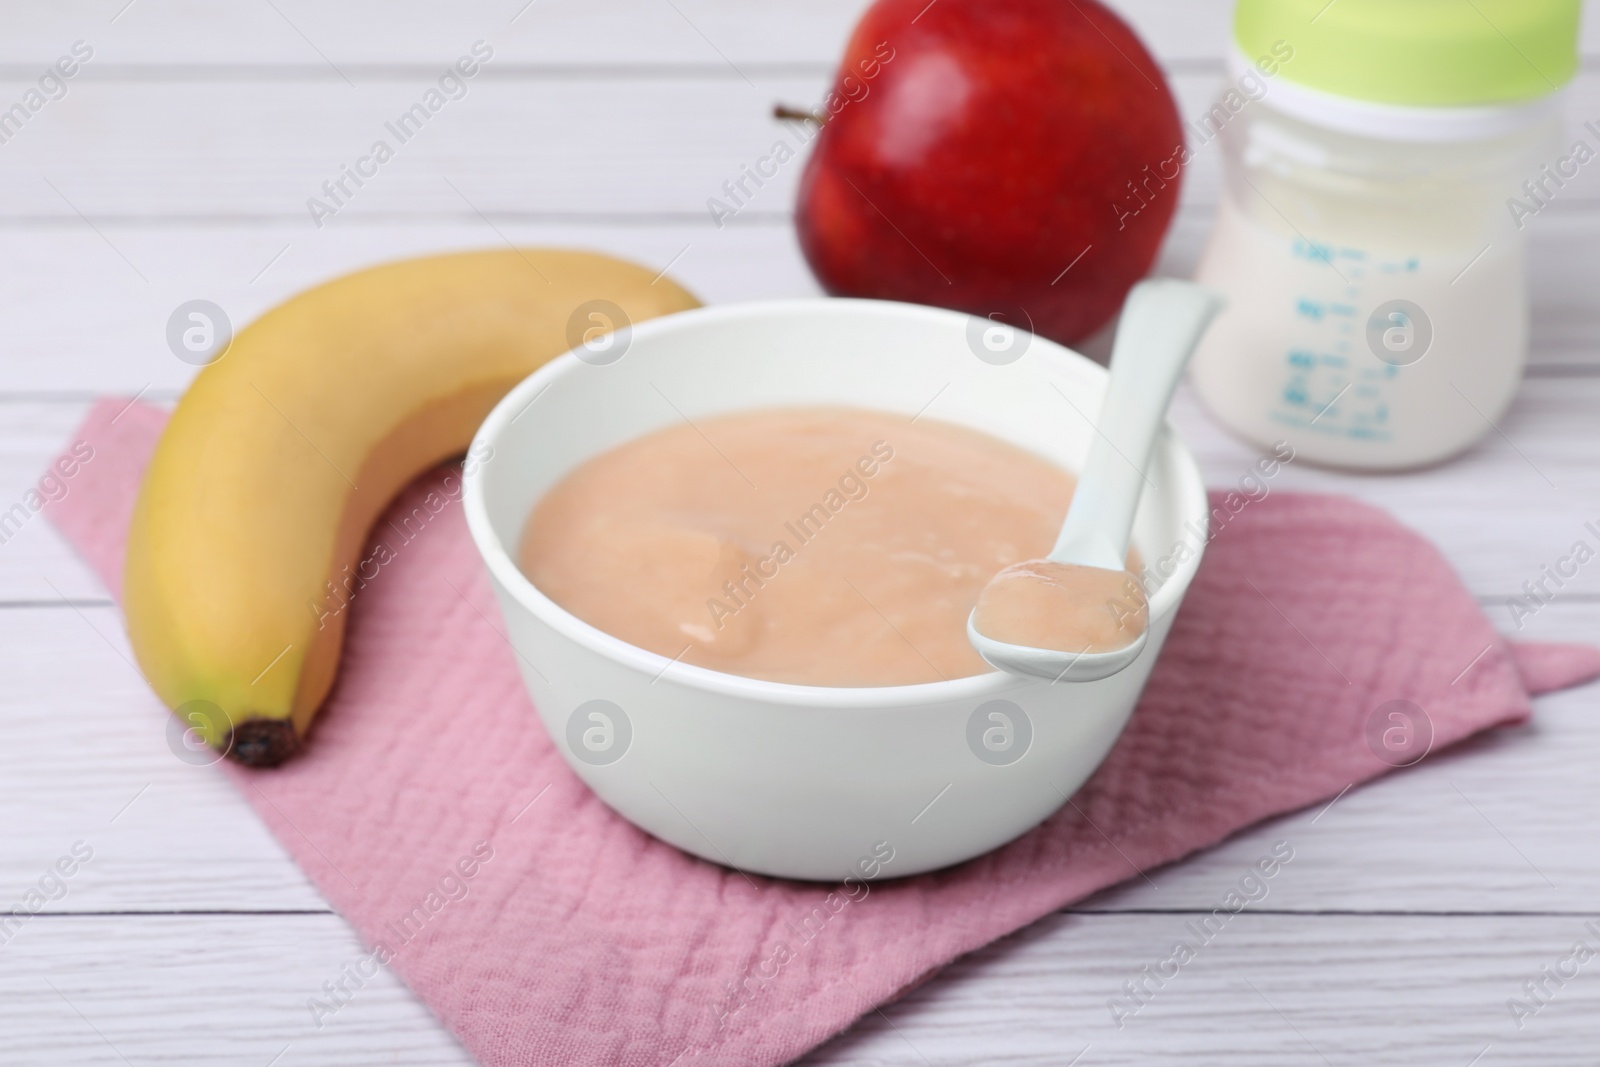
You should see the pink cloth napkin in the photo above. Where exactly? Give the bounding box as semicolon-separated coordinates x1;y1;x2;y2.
47;399;1600;1067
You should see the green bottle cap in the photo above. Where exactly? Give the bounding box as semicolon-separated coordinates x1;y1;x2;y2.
1234;0;1581;107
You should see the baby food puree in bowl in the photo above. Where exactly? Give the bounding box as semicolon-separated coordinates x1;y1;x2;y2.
464;299;1209;881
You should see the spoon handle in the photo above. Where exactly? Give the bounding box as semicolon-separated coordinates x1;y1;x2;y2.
1050;279;1223;571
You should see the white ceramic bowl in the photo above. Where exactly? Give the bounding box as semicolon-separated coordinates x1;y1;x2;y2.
464;299;1208;881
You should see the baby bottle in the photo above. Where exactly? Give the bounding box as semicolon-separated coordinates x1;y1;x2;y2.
1189;0;1579;470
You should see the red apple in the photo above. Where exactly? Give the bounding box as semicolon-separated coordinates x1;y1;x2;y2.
794;0;1184;345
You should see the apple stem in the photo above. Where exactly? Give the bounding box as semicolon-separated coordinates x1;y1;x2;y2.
773;104;827;126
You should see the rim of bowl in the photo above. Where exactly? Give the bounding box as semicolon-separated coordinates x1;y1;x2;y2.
463;297;1210;709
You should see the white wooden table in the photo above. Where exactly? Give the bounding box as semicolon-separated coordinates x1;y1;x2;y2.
3;2;1598;1063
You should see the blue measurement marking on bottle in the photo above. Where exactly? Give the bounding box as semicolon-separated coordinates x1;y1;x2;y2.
1269;239;1417;440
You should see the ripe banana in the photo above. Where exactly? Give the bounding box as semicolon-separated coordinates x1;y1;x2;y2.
125;249;700;766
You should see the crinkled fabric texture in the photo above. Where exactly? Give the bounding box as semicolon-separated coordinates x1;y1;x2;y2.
46;399;1600;1067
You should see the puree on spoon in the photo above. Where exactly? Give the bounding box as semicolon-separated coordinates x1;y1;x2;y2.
970;559;1148;657
519;407;1141;687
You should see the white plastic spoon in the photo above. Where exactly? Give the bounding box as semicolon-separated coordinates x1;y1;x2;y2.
968;279;1223;683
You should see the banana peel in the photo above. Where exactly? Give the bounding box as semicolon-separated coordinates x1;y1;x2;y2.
124;249;700;766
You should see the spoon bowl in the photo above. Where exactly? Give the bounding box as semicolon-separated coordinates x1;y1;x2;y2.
967;614;1148;682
